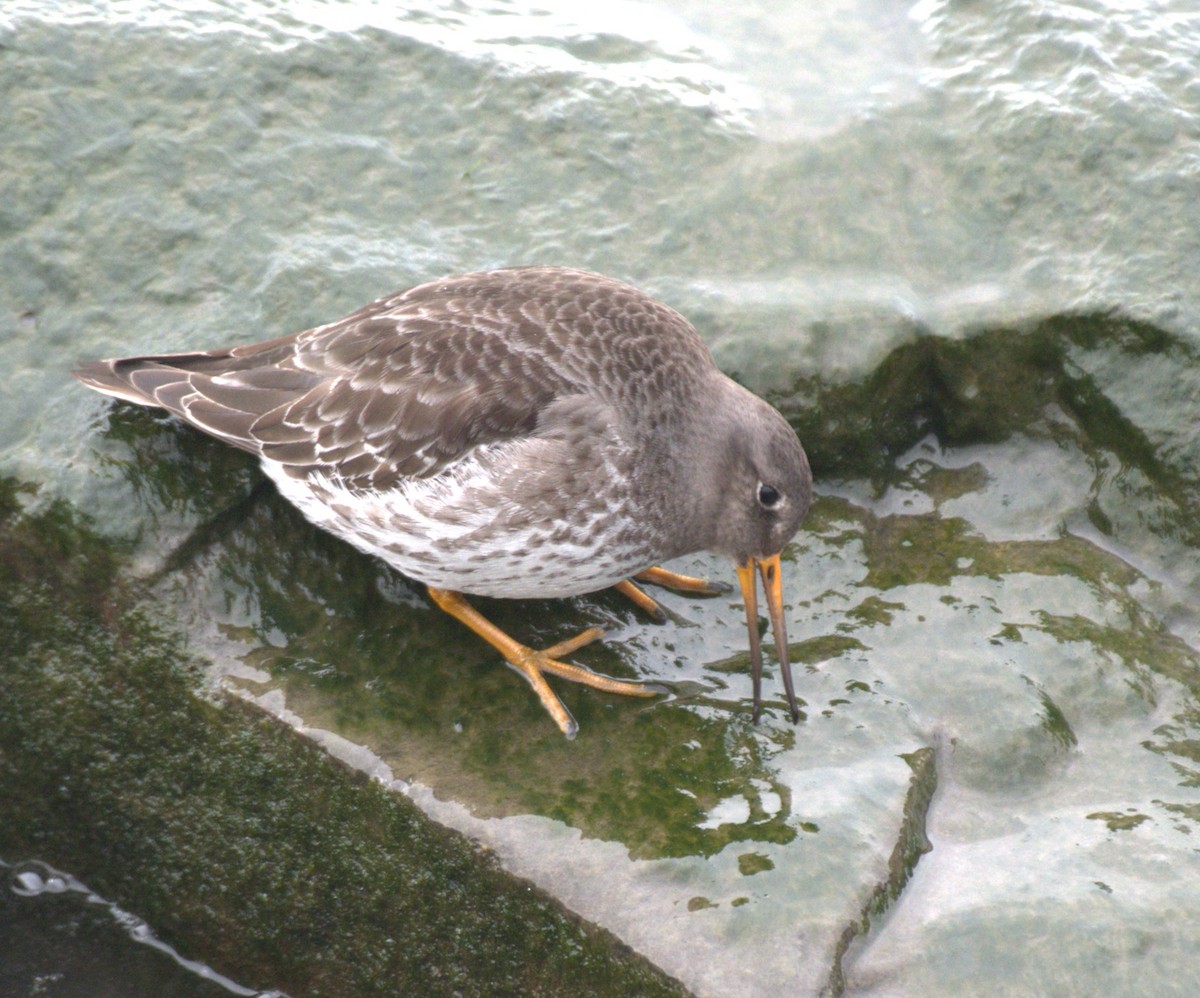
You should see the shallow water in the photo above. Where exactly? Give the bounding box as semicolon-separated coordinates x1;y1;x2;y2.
2;1;1200;995
1;859;275;998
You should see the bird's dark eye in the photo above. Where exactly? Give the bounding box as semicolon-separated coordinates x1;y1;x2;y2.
757;483;781;508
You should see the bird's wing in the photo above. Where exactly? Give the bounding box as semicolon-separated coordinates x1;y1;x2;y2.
74;294;571;492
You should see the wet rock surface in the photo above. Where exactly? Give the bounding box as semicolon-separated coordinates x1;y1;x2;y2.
3;2;1200;995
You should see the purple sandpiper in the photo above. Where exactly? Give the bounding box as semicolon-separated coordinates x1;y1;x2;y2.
75;267;813;737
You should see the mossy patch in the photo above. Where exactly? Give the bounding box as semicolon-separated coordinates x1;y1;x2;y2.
1085;811;1151;832
736;852;775;876
0;480;688;998
768;312;1200;530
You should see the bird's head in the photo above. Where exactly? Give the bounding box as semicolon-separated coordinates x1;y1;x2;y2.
698;384;812;723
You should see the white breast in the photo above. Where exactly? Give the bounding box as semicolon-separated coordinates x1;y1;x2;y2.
260;440;648;599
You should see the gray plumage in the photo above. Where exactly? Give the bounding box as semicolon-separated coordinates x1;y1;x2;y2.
76;267;812;599
77;266;814;734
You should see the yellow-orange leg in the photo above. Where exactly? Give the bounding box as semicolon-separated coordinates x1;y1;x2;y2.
613;565;731;622
613;579;668;623
635;566;730;596
427;587;656;739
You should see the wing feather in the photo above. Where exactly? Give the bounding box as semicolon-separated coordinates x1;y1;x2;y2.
73;267;716;490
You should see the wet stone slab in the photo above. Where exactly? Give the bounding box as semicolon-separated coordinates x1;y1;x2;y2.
61;377;1196;995
3;2;1200;995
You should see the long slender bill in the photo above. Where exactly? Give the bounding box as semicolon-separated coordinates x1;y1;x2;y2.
737;554;799;724
735;560;764;722
757;553;799;723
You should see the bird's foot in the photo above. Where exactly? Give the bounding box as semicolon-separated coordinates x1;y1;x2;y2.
506;632;657;739
427;588;656;739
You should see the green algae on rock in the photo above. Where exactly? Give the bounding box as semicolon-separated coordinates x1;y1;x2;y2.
0;480;688;998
